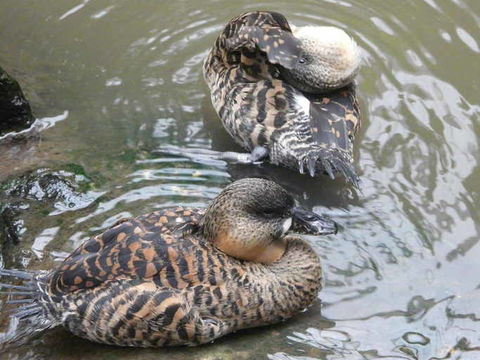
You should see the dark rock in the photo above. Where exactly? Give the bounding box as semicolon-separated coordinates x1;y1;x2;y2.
4;167;100;213
0;206;24;245
0;66;35;135
8;170;82;202
0;166;101;248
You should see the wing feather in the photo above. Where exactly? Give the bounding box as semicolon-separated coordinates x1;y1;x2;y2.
48;209;205;295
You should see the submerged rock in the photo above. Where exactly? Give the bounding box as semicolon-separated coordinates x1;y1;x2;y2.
0;166;103;249
0;66;35;135
0;206;25;246
8;168;90;204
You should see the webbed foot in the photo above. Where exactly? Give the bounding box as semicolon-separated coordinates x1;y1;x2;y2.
154;145;268;165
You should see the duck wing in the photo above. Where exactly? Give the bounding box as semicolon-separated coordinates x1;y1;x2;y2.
264;83;360;185
2;208;231;347
222;78;360;185
218;11;302;70
300;84;361;184
48;208;206;296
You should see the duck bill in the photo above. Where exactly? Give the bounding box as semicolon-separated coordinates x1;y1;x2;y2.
291;207;337;235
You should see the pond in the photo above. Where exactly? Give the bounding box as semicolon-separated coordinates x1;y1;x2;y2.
0;0;479;359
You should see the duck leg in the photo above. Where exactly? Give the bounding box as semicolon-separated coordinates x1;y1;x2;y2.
154;145;268;165
218;146;268;163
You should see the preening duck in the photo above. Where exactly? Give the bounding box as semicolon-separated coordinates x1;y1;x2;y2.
203;11;362;185
0;178;336;347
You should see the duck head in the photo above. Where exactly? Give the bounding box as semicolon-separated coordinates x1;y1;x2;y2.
200;178;337;264
279;25;361;94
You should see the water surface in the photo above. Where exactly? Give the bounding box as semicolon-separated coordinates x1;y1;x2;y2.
1;0;479;359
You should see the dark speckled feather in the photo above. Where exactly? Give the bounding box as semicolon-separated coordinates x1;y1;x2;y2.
203;11;361;185
0;179;324;348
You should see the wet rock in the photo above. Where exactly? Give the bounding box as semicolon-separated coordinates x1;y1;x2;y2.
9;169;85;202
0;66;35;135
4;166;103;213
0;166;102;247
0;207;25;245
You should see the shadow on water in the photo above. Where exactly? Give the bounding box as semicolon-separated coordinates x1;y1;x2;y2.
0;0;480;359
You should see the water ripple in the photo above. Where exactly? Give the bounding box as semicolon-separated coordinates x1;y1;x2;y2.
1;0;480;359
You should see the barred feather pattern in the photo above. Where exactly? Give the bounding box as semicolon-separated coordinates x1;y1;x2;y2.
1;207;321;347
203;11;361;185
0;270;59;346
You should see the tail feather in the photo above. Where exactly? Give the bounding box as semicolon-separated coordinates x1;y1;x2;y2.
333;157;359;186
0;269;56;347
8;303;39;314
0;291;33;296
320;157;335;180
296;146;360;187
0;269;34;280
13;308;43;320
294;84;360;186
7;299;34;305
0;283;34;291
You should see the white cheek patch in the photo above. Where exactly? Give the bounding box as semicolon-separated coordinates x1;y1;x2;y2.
282;217;293;235
294;93;310;117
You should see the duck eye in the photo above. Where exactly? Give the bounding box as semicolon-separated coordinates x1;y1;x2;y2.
262;210;277;218
258;207;285;219
299;57;306;64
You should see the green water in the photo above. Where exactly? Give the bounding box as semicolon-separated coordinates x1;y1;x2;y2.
1;0;479;359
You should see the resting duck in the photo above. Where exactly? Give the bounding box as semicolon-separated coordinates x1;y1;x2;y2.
0;178;336;347
203;11;362;185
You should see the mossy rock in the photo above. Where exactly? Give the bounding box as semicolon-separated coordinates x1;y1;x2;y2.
0;65;35;135
0;166;100;249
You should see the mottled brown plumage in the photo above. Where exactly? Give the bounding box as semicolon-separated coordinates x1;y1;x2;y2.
0;178;336;347
203;11;362;185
